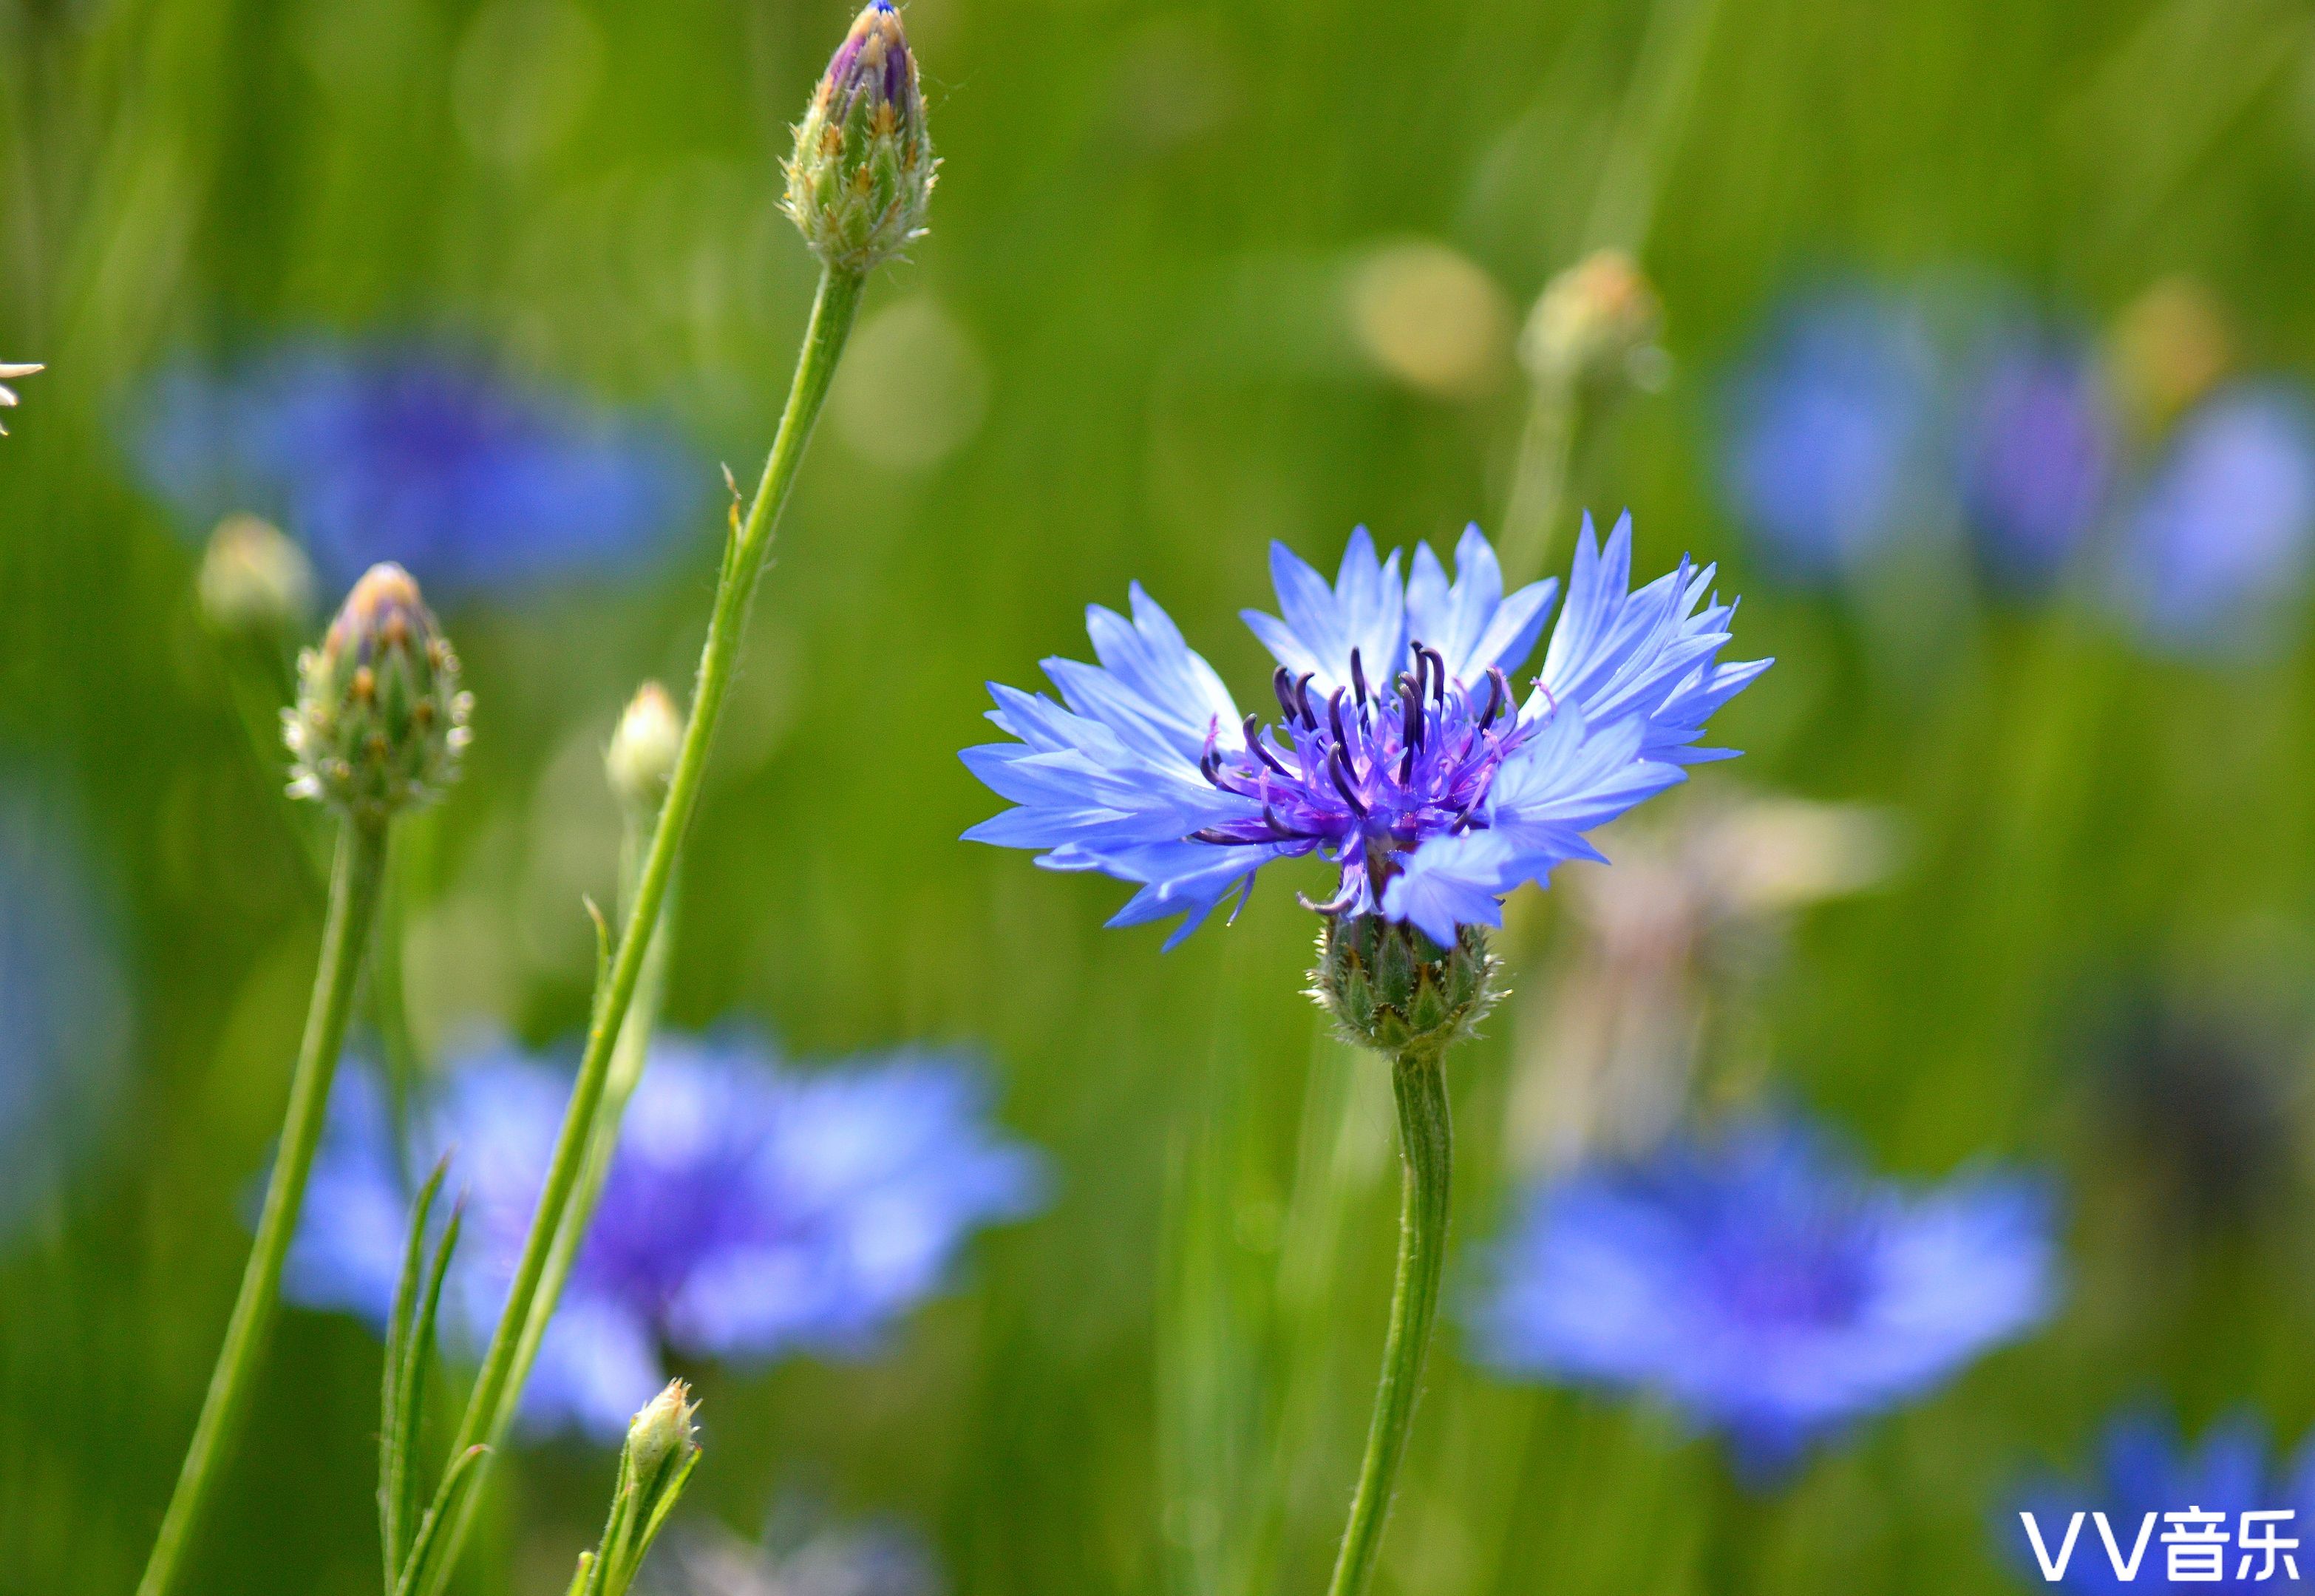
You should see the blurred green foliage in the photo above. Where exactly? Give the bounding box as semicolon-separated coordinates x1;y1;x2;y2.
10;0;2315;1590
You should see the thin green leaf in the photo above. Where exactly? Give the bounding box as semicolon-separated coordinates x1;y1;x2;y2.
392;1192;463;1580
392;1444;489;1596
379;1158;449;1586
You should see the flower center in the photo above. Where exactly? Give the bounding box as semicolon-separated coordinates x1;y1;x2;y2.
1188;639;1534;892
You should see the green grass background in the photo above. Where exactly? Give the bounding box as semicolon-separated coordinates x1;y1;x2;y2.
9;0;2315;1589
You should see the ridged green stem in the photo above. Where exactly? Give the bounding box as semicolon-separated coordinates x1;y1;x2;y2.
1324;1047;1453;1596
416;264;866;1596
137;818;390;1596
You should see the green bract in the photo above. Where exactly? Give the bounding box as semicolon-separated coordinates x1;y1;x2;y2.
783;1;935;274
1312;914;1499;1059
285;563;472;824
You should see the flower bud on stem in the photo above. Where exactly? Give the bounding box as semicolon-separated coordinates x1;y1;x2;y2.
413;252;876;1596
568;1384;702;1596
139;567;472;1596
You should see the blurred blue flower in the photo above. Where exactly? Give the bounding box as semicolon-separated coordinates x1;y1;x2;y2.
1719;290;1940;581
962;517;1767;947
1957;335;2115;589
286;1033;1048;1440
0;781;129;1234
2008;1412;2315;1591
1469;1114;2056;1478
133;339;702;597
2109;384;2315;659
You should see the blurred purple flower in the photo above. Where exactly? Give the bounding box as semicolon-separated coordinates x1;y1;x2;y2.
285;1033;1048;1440
2110;384;2315;659
1957;336;2115;588
1469;1113;2056;1478
0;781;129;1232
1719;290;1939;581
133;339;703;597
2008;1412;2315;1591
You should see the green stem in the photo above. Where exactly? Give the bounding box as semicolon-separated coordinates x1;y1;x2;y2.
137;819;390;1596
1325;1048;1454;1596
506;848;676;1425
416;264;866;1596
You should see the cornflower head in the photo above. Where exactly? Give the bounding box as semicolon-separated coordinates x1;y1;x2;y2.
1957;333;2115;591
2008;1412;2315;1592
0;363;41;434
1718;288;1939;582
962;516;1765;1051
133;339;699;597
2107;383;2315;659
285;564;472;825
1470;1113;2056;1478
286;1033;1047;1440
784;0;936;275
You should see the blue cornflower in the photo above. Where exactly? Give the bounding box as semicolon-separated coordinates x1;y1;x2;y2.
1957;334;2115;589
133;339;701;597
1469;1114;2057;1478
2109;384;2315;659
962;517;1767;948
2008;1413;2315;1591
1719;289;1940;581
0;781;129;1234
285;1033;1047;1440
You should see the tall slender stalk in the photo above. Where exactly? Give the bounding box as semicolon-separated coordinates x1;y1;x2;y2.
414;264;866;1596
1325;1048;1454;1596
137;819;391;1596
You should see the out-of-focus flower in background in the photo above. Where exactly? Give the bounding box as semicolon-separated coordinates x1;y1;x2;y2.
1718;289;1939;583
285;1033;1048;1439
1345;241;1515;400
1471;1113;2056;1479
132;339;702;597
0;781;130;1237
2007;1412;2315;1592
1503;794;1900;1175
642;1499;943;1596
1955;333;2115;591
2110;276;2236;435
2104;384;2315;659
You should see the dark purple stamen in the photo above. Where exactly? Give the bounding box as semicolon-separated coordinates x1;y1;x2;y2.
1421;646;1447;705
1350;648;1368;707
1293;672;1317;729
1399;680;1424;754
1273;666;1300;720
1243;715;1294;778
1328;748;1368;815
1480;668;1509;730
1328;687;1352;752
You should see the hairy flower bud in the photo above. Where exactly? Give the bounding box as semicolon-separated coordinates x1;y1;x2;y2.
198;514;315;636
1520;250;1664;390
285;563;472;824
625;1379;701;1487
783;0;936;274
1312;914;1498;1059
605;682;684;814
